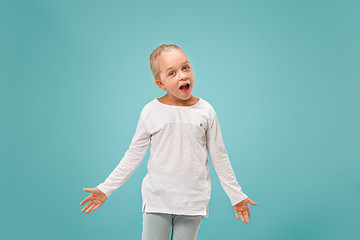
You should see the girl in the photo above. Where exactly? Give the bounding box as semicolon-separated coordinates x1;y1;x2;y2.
81;44;257;240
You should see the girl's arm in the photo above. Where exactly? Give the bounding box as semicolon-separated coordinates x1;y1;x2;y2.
96;110;151;198
206;106;258;223
81;109;151;213
206;107;248;206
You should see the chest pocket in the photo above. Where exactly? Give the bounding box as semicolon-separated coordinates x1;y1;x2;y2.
192;119;207;145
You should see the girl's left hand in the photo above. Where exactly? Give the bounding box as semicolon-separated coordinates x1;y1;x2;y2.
233;197;258;224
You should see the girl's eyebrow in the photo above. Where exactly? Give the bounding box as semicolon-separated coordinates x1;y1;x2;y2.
166;61;189;72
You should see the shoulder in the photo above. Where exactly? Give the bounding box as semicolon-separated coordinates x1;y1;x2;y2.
198;97;217;116
138;98;157;119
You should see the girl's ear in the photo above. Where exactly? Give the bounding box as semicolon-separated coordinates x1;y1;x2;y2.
155;79;166;90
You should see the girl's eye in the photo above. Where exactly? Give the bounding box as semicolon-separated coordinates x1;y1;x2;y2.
169;71;175;76
183;66;189;70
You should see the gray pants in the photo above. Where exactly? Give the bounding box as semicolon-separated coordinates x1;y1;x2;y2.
141;212;203;240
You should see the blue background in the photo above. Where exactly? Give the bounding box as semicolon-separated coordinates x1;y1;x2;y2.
1;0;359;239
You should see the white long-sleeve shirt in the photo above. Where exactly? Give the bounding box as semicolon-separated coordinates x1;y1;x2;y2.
97;97;248;218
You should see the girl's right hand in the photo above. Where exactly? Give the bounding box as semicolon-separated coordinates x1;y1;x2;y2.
80;187;107;214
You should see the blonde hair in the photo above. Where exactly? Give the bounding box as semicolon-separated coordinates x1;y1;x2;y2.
150;44;184;82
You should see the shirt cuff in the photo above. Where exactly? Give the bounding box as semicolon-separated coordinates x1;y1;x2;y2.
231;192;248;206
96;183;112;198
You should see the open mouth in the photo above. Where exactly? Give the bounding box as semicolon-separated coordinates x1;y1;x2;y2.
179;83;190;91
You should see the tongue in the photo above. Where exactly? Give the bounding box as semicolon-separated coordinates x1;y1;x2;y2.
180;85;188;90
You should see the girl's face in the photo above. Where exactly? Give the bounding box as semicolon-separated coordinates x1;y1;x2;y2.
155;50;194;101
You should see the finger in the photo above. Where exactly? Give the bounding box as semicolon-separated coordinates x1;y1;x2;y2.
93;203;101;211
80;196;91;205
239;211;245;223
82;201;92;213
83;188;94;193
81;201;91;213
86;204;95;214
247;208;251;218
234;209;239;220
248;198;258;206
243;211;249;224
239;212;245;223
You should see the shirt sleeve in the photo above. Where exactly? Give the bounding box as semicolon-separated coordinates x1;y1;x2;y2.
96;109;151;198
206;107;248;206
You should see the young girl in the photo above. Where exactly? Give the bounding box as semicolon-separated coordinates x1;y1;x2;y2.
81;44;258;240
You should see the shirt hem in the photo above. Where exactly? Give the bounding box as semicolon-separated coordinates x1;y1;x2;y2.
143;206;209;218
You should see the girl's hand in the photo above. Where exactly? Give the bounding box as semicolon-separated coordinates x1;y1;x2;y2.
233;197;258;224
80;187;107;214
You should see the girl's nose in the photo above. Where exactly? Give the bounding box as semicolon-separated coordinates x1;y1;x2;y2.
178;71;186;80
